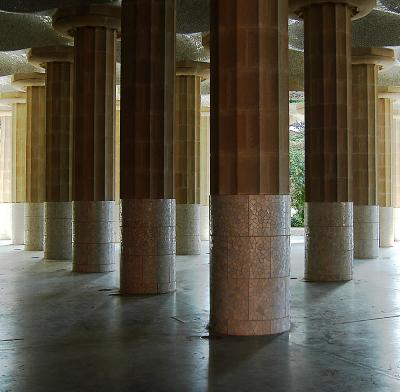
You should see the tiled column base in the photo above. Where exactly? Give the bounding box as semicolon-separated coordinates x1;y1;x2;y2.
11;203;24;245
353;205;379;259
379;206;394;248
44;202;72;261
200;205;209;241
176;204;201;255
120;199;176;294
210;195;291;336
393;207;400;242
73;201;118;273
305;202;353;281
24;203;44;251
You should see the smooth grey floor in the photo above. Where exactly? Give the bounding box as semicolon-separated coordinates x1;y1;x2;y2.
1;239;400;392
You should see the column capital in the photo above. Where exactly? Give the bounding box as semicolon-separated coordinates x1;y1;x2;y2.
0;91;26;104
289;0;375;20
27;46;74;68
176;60;210;79
12;73;45;89
352;47;395;69
52;4;121;37
378;86;400;100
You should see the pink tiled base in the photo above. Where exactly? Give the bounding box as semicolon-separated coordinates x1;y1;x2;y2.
210;194;291;336
120;199;176;295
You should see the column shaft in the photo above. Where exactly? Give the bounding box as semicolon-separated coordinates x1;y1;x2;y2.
0;116;12;203
25;85;45;251
352;63;378;259
120;0;176;294
303;3;353;281
378;98;394;247
71;22;118;272
175;74;201;254
200;110;210;240
44;59;73;260
393;107;400;240
210;0;290;336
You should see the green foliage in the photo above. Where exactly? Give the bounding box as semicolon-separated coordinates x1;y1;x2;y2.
289;125;305;227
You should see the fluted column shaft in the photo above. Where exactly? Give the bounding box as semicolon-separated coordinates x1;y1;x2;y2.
120;0;176;294
11;101;27;204
0;115;12;203
53;6;120;272
200;109;210;240
25;84;46;251
378;98;394;247
175;74;201;254
210;0;290;336
393;106;400;240
29;48;75;261
302;3;353;281
352;62;378;259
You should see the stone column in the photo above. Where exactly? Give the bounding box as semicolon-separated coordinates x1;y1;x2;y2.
393;104;400;241
210;0;290;336
28;46;74;261
175;61;209;255
377;87;398;247
53;5;120;272
289;0;374;281
120;0;176;294
200;107;210;241
8;92;27;245
0;113;12;203
12;73;46;251
352;48;394;259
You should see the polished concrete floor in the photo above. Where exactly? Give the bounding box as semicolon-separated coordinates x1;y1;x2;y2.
1;239;400;392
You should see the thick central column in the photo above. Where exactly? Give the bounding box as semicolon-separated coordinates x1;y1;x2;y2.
120;0;176;294
210;0;290;336
175;61;209;255
290;0;374;281
13;73;46;251
28;46;74;261
53;5;120;272
377;87;397;247
351;48;394;259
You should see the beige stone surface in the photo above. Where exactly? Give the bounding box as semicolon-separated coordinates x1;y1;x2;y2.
353;205;379;259
44;202;72;261
26;85;46;203
24;202;44;251
305;202;353;282
210;194;290;336
352;62;378;206
0;116;12;202
378;98;393;208
120;199;176;294
72;201;118;273
176;204;201;255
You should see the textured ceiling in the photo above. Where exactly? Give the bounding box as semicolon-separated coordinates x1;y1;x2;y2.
289;10;400;50
0;0;210;34
0;12;69;51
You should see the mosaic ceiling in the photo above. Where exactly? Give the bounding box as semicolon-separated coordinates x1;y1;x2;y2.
0;1;399;93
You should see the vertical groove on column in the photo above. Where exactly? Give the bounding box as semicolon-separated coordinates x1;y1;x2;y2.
200;112;210;240
175;75;201;254
393;108;400;240
303;3;353;280
25;85;45;251
12;102;27;203
352;62;378;259
378;98;394;247
45;59;73;261
66;16;119;271
121;0;176;294
210;0;290;335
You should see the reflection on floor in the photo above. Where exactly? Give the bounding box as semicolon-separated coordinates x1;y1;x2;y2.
1;239;400;391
